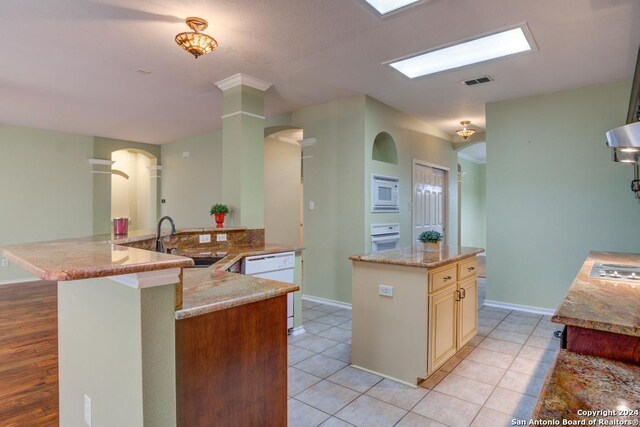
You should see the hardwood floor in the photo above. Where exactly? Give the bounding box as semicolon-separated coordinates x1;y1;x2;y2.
0;281;58;426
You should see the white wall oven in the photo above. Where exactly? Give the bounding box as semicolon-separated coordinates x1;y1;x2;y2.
371;223;400;253
371;174;399;212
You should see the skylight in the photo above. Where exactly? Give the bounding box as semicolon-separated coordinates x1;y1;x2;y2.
388;26;534;78
361;0;422;15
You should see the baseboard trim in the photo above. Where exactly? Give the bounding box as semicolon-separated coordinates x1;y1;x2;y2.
483;299;555;316
350;364;417;389
289;326;306;336
0;278;42;287
302;294;352;310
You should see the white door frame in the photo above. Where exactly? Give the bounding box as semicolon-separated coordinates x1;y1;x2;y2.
412;159;449;243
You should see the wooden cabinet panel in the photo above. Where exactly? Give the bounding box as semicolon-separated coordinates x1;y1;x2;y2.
457;257;477;282
429;286;457;372
176;297;287;427
429;265;457;293
457;278;478;348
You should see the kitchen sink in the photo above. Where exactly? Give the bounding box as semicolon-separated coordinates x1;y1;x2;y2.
184;256;224;268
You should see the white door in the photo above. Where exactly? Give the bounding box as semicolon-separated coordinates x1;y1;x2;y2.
413;162;446;243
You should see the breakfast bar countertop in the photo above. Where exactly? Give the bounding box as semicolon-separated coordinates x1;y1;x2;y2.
349;245;484;269
552;251;640;337
177;244;302;320
0;239;193;281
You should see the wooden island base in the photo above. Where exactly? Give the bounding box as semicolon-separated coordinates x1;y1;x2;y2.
176;296;287;427
565;325;640;364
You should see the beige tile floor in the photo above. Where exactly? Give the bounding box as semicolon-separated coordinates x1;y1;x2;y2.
288;294;562;427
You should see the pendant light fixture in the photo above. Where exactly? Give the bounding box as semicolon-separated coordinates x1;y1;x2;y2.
175;17;218;59
456;120;476;140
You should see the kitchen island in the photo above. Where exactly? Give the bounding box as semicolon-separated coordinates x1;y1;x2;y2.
533;251;640;422
0;228;301;427
349;246;484;386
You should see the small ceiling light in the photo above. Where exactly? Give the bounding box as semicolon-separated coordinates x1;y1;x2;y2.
456;121;476;140
175;17;218;59
388;26;534;78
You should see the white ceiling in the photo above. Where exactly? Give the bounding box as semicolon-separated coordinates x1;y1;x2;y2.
458;142;486;164
0;0;639;144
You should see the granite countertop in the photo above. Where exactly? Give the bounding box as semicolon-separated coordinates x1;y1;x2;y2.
532;349;640;421
349;246;484;269
552;251;640;337
0;240;193;281
177;244;302;319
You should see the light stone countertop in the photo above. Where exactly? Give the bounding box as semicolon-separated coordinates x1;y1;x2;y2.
552;251;640;337
349;245;484;269
0;239;193;281
176;244;302;319
532;349;640;421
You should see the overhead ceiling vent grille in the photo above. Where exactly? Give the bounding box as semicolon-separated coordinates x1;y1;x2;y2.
463;76;493;86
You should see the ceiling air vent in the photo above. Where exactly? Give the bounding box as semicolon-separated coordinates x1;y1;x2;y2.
463;76;493;86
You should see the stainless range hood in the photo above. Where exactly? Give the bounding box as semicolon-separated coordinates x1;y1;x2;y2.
607;46;640;163
606;122;640;163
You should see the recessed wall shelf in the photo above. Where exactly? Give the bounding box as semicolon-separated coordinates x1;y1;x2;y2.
88;158;115;166
372;132;398;164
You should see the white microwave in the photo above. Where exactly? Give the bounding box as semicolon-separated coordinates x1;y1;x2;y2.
371;174;399;212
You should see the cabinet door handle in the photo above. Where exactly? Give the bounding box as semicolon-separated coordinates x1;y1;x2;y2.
461;288;466;299
443;275;452;281
454;290;461;301
467;266;475;271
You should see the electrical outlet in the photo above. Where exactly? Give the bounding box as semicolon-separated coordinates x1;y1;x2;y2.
1;258;8;268
199;234;211;244
216;234;227;242
309;201;315;210
84;394;92;426
378;285;393;298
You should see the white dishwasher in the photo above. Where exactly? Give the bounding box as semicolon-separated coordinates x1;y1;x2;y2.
242;251;295;330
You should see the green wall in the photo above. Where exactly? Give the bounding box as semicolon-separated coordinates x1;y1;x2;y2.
364;96;458;249
160;130;223;228
0;124;94;245
459;158;486;248
486;80;638;309
290;96;366;304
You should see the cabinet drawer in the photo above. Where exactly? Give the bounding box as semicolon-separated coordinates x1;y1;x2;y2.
429;265;457;293
458;257;477;281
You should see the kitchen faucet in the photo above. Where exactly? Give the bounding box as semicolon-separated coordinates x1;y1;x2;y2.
156;216;176;253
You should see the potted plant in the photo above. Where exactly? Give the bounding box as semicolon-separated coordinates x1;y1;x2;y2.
209;203;229;228
418;230;443;252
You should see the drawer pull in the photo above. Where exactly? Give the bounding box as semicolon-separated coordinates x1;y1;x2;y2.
443;275;452;281
467;267;475;271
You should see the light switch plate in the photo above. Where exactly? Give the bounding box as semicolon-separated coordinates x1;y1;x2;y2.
1;258;8;268
216;234;227;242
199;234;211;244
378;285;393;297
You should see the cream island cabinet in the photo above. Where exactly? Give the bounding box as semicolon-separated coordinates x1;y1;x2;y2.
349;246;483;386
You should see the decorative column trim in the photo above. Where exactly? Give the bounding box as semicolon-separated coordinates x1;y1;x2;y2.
215;73;272;91
111;268;182;289
221;110;266;120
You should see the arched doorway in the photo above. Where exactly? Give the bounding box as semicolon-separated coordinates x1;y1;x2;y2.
111;149;158;232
